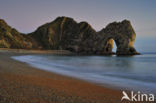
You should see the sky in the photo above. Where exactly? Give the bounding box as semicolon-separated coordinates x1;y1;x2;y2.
0;0;156;38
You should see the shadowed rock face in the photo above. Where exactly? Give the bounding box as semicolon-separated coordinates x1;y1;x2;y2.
28;17;96;52
93;20;138;55
0;17;139;55
71;19;139;55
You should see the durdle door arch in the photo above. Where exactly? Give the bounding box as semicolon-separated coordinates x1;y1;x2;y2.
94;20;139;55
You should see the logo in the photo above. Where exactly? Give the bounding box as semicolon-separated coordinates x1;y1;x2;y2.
121;91;155;102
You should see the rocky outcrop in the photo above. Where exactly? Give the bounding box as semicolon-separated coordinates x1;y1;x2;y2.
28;17;96;52
0;17;139;55
101;20;138;55
0;19;36;49
79;20;139;55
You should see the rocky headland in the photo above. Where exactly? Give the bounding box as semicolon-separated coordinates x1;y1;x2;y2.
0;16;139;55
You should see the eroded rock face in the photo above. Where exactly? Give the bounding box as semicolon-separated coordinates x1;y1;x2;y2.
95;20;139;55
0;19;34;49
76;19;139;55
0;17;139;55
29;17;96;51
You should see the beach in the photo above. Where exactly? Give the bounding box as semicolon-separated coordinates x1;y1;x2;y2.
0;49;122;103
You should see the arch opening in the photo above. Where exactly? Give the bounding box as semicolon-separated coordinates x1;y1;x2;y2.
104;38;117;54
112;39;117;53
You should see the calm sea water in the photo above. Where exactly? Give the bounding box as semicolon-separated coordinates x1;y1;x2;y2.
12;38;156;93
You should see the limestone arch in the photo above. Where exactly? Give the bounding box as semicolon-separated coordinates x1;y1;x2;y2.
94;20;139;55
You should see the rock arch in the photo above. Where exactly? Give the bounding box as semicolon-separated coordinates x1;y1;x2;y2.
87;20;139;55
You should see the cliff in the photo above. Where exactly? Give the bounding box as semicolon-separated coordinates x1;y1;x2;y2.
0;17;139;55
0;19;36;49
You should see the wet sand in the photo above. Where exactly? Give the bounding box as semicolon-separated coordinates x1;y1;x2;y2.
0;49;123;103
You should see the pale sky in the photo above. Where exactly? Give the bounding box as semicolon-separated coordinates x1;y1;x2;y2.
0;0;156;38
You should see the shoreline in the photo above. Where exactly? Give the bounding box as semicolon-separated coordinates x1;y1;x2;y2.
0;49;122;103
0;48;140;56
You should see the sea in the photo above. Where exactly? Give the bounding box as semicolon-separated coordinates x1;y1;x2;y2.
12;37;156;94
